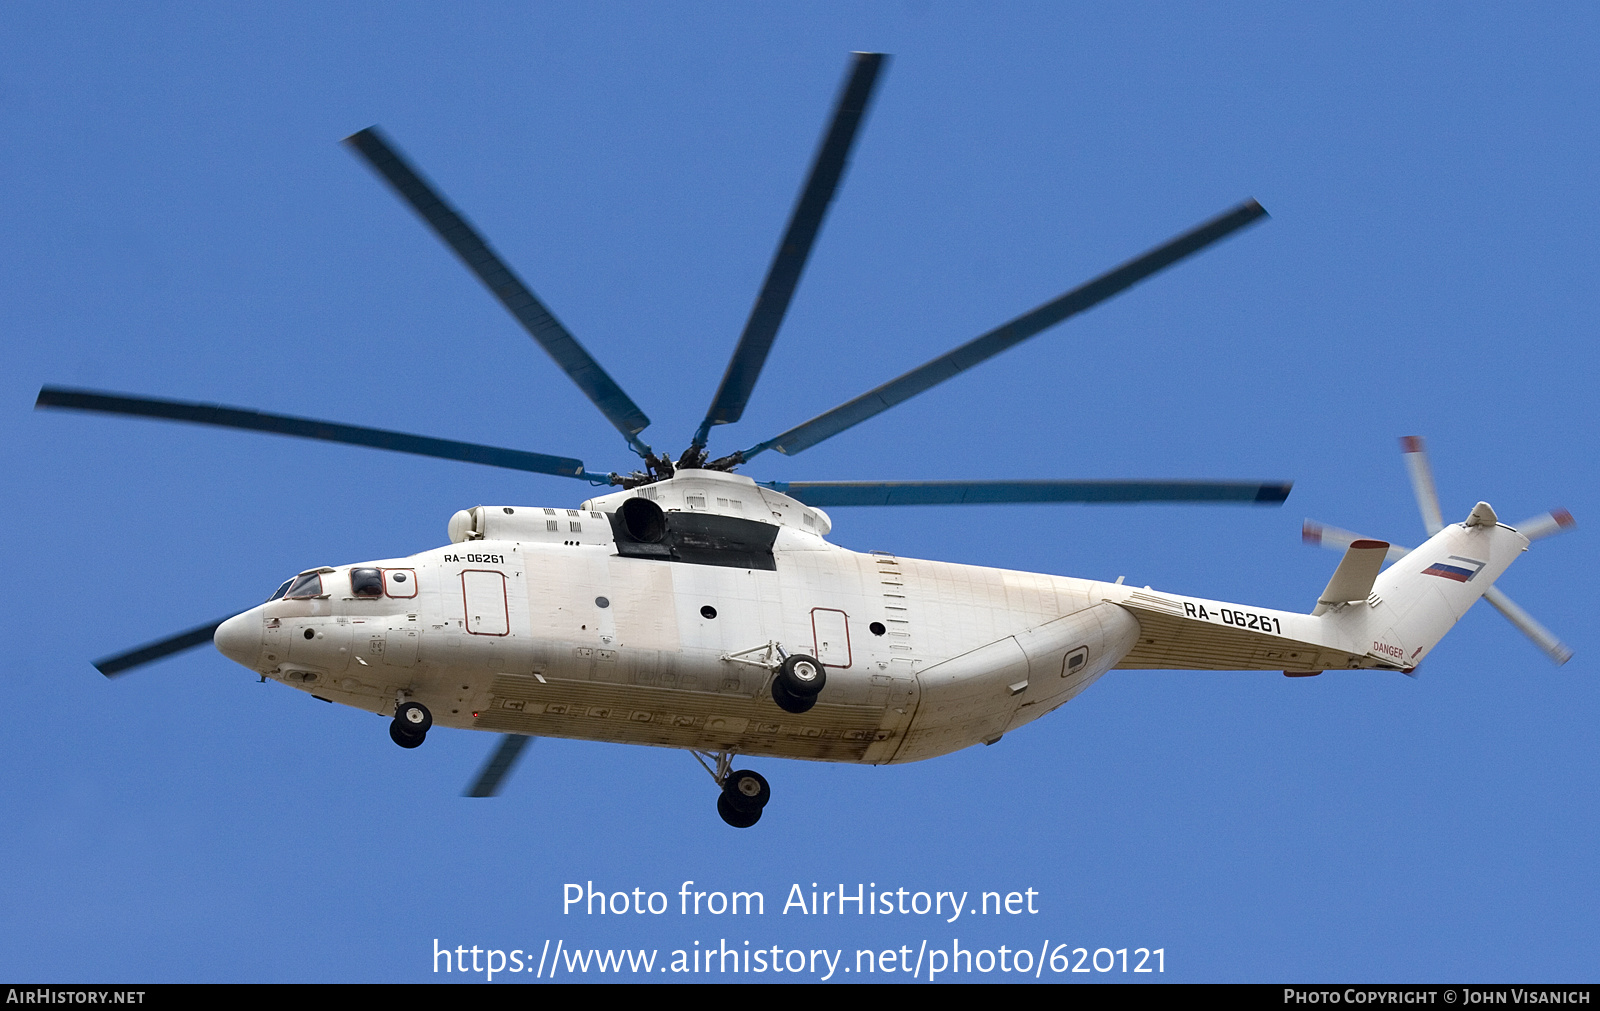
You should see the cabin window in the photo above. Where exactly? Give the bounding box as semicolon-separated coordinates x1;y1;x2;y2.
382;568;417;599
284;572;322;599
268;579;293;602
350;568;383;598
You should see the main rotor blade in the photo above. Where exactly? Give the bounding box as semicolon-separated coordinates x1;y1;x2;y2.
464;734;534;797
765;478;1290;507
691;52;887;449
1400;436;1445;535
37;387;590;479
344;127;654;457
1482;586;1573;665
94;618;231;678
737;199;1269;461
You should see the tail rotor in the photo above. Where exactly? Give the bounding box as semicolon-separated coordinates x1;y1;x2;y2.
1303;436;1574;666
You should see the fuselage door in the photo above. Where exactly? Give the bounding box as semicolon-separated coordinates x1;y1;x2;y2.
462;570;509;636
385;616;419;666
811;607;852;668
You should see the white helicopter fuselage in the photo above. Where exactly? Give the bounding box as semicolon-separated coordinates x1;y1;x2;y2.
214;469;1527;765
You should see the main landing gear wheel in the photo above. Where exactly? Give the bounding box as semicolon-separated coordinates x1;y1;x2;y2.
771;679;815;714
717;793;761;828
390;700;432;749
771;654;825;714
723;769;770;813
717;769;771;828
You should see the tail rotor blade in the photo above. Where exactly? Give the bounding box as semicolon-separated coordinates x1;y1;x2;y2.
1511;508;1576;542
1303;519;1411;562
1400;436;1445;535
464;734;534;797
1482;586;1573;665
94;618;233;678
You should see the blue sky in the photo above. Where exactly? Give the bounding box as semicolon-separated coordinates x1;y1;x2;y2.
3;3;1596;982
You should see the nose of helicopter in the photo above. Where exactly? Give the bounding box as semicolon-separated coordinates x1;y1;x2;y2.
214;610;262;669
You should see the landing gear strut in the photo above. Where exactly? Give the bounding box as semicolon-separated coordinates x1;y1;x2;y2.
693;751;771;828
719;642;828;715
390;699;432;749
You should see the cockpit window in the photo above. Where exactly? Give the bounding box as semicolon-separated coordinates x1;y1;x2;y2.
268;579;293;602
350;567;383;598
284;572;323;599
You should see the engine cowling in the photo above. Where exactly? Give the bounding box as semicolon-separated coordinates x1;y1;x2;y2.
447;505;605;543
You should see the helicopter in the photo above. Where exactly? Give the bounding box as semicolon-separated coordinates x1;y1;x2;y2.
33;53;1572;827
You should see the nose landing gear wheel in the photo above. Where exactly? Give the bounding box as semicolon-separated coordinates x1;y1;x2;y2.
390;700;432;749
396;701;432;731
389;721;425;749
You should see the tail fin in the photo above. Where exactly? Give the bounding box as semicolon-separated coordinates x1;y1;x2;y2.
1323;501;1527;669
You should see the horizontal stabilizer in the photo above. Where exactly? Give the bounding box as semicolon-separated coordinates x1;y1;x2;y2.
1313;539;1390;616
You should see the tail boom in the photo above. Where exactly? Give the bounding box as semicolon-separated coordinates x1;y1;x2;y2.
1106;508;1527;673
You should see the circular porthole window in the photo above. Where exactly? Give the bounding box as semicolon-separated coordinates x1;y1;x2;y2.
869;621;886;636
700;605;718;620
595;596;610;609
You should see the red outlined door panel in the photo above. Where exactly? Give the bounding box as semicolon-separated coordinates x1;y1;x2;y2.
461;570;509;636
811;607;852;668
